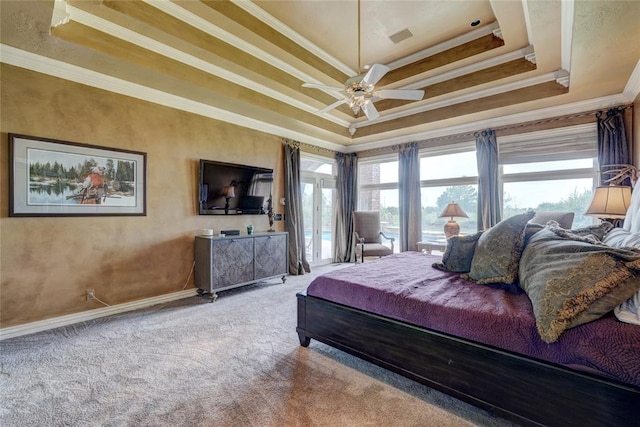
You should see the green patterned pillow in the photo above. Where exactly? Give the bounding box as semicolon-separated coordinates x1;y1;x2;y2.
466;212;535;285
432;231;483;273
520;227;640;343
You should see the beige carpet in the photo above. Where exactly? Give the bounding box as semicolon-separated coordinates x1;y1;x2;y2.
0;264;517;426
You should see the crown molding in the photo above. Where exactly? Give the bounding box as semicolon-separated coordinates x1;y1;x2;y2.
2;43;632;155
230;0;356;77
0;44;347;152
65;3;350;129
343;94;628;153
623;59;640;101
387;22;500;71
355;70;565;129
561;0;575;73
399;46;534;90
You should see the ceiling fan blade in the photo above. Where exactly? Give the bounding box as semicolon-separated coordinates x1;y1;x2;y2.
361;64;390;86
374;89;425;101
302;82;344;92
361;101;380;121
316;99;347;115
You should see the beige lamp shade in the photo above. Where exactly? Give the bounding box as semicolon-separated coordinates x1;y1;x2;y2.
221;186;236;198
584;185;632;219
438;202;469;238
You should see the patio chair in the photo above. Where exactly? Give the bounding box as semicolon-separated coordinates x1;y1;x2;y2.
353;211;395;263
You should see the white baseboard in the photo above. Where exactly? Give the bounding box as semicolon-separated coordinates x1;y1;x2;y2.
0;289;199;340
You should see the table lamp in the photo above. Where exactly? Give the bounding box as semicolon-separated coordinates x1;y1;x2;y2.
439;202;468;238
584;185;632;226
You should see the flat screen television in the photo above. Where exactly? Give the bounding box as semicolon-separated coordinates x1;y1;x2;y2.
198;159;273;215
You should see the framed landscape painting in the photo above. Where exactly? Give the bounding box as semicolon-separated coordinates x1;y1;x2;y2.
9;134;147;217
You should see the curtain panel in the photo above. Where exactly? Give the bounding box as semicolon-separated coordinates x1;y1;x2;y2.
398;142;422;252
475;129;501;231
597;107;632;185
283;139;310;275
333;152;358;262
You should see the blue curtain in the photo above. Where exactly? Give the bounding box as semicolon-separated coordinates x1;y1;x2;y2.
398;142;422;251
475;129;501;230
333;152;358;262
597;107;632;185
283;140;310;275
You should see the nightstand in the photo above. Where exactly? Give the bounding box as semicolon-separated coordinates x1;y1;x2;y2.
416;239;448;254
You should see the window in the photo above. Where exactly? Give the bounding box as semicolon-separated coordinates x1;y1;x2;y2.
420;145;478;241
358;155;400;251
499;124;598;228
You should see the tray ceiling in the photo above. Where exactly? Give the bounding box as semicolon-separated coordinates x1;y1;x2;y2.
1;0;639;152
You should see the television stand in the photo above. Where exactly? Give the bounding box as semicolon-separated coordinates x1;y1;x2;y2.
194;232;288;302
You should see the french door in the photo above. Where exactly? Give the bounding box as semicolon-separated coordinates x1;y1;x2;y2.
301;175;335;266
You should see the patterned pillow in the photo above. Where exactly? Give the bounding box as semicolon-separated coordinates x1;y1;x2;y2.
432;231;483;273
466;212;535;285
520;227;640;343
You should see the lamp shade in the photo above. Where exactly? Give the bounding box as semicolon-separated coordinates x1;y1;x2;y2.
438;202;469;219
584;185;632;219
221;186;235;198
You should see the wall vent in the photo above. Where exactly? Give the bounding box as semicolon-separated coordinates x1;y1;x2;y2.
389;28;413;44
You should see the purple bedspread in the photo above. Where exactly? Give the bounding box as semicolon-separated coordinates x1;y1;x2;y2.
307;252;640;387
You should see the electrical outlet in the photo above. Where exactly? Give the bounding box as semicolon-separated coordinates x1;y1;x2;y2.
274;213;282;221
86;289;96;301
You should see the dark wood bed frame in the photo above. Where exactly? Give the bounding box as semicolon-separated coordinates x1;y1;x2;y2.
297;292;640;427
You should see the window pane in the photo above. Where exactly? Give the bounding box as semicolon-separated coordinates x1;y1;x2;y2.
360;160;398;185
420;151;477;180
301;158;333;174
358;188;399;252
421;185;477;241
503;159;593;174
503;179;594;227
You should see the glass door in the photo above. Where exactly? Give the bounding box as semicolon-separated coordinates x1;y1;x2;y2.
301;176;335;265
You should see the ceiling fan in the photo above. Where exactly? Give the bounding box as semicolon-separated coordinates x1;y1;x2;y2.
302;65;424;121
302;0;424;121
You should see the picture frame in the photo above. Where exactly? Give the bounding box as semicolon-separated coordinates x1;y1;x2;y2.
9;134;147;217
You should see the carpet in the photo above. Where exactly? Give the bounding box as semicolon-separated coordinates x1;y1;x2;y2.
0;263;516;426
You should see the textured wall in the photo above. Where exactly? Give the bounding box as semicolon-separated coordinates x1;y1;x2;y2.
0;64;284;327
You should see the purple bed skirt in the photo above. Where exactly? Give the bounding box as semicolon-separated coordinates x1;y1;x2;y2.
307;252;640;387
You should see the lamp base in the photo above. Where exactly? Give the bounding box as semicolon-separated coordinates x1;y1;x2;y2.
443;220;460;238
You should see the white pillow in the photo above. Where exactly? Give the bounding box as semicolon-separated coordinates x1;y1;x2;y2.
604;228;640;325
623;184;640;233
603;228;640;248
615;291;640;326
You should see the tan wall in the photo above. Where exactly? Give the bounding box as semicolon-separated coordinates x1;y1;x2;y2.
0;64;284;327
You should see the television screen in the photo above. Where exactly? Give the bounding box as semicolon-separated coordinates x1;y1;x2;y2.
198;160;273;215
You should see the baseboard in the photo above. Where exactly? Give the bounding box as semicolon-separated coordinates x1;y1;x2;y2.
0;288;199;340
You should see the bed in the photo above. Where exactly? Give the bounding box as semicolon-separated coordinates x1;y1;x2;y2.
296;219;640;426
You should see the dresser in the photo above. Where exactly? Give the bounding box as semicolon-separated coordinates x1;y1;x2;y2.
194;232;288;301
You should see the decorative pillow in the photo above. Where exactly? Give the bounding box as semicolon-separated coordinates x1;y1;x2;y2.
432;231;483;273
614;290;640;325
603;228;640;248
530;211;575;229
466;211;535;285
519;227;640;343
